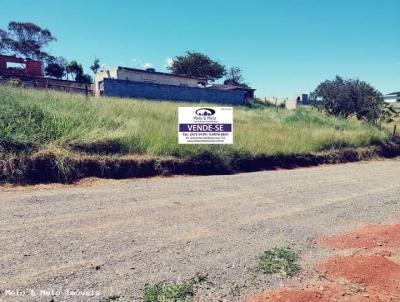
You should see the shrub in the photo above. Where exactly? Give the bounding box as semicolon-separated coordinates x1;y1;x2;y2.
257;247;300;276
311;76;384;123
7;78;22;87
143;273;206;302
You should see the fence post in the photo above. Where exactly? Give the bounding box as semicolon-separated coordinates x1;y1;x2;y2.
393;124;397;140
85;85;88;99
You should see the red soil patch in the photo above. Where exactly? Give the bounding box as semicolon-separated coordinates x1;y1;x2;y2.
244;288;333;302
243;283;393;302
318;255;400;299
321;224;400;249
244;224;400;302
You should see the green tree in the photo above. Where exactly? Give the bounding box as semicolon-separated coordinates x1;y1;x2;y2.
224;66;248;87
90;57;101;74
168;51;226;81
45;57;67;79
75;73;92;84
45;63;65;79
66;60;83;81
66;60;92;83
311;76;384;123
0;29;9;54
5;21;56;60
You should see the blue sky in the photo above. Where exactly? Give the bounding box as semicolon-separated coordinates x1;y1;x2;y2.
1;0;399;97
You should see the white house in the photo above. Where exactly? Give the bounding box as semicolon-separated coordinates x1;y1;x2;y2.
384;91;400;103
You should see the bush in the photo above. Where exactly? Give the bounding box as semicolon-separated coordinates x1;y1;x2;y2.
257;247;300;276
7;78;22;87
312;76;384;123
143;273;206;302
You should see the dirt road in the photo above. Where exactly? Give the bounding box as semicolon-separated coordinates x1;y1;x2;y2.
0;160;399;301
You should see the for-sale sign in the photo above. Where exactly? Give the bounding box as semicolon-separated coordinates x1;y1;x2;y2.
178;107;233;144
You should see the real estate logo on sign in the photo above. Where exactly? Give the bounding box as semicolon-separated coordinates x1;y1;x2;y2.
178;107;233;144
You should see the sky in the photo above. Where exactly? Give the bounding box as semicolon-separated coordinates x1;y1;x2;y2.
0;0;399;97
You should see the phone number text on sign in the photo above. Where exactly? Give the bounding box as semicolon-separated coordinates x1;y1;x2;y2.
178;107;233;144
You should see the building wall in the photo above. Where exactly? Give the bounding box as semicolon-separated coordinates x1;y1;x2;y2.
263;96;288;106
261;96;297;110
102;78;246;105
116;69;200;87
94;68;200;96
0;55;43;77
285;100;297;110
0;76;94;95
25;60;43;76
95;68;119;96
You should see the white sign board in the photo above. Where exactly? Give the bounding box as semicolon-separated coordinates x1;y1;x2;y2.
178;107;233;144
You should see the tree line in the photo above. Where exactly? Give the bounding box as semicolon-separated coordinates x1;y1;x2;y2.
0;20;252;88
168;51;249;87
0;21;249;87
0;21;94;83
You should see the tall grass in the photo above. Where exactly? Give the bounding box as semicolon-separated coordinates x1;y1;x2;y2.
0;85;389;158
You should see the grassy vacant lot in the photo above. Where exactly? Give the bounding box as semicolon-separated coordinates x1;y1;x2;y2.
0;85;388;158
1;85;398;183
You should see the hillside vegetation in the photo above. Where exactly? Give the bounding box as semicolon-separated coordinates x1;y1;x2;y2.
0;86;389;160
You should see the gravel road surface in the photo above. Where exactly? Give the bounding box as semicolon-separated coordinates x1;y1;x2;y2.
0;159;399;301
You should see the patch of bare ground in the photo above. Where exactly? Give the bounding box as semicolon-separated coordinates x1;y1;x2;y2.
321;224;400;250
244;223;400;302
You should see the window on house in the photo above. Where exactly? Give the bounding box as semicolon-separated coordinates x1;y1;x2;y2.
6;62;26;69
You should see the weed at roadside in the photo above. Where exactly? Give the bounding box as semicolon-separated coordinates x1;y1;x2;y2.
257;247;300;276
143;273;207;302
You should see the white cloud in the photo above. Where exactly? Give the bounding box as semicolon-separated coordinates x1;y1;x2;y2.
164;57;173;68
130;58;142;68
130;59;154;69
143;62;153;69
